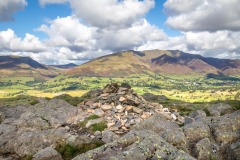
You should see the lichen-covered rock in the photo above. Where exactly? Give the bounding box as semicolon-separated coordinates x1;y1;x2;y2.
0;112;5;123
72;130;196;160
225;139;240;160
184;116;195;125
189;110;206;120
194;138;212;160
32;147;63;160
101;130;119;143
13;128;69;157
183;121;211;144
207;103;235;116
14;99;82;129
0;124;17;154
210;111;240;145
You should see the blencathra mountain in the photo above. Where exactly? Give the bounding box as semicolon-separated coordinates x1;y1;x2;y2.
66;50;240;77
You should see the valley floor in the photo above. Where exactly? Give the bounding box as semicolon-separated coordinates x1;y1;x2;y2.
0;74;239;103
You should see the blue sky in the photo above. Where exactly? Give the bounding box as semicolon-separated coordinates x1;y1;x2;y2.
0;0;180;38
0;0;239;64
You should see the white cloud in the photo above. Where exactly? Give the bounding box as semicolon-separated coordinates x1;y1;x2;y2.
137;30;240;59
37;16;167;52
164;0;240;32
0;29;45;52
39;0;155;28
70;0;155;28
37;16;96;51
97;19;167;51
0;0;27;22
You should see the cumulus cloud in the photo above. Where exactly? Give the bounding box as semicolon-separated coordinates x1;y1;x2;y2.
137;30;240;59
37;16;96;51
0;29;45;52
0;0;27;22
38;0;155;28
37;16;167;53
70;0;155;28
164;0;240;32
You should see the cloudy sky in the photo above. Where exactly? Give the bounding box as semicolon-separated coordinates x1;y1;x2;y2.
0;0;239;64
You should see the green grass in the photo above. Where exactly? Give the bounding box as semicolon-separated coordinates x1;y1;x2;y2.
56;141;105;160
78;115;101;129
89;121;107;132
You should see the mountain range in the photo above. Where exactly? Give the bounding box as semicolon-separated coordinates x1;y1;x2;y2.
1;50;240;78
66;50;240;77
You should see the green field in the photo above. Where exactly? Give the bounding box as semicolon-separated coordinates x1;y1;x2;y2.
0;74;239;103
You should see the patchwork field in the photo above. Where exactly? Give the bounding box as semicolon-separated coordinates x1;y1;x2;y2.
0;74;239;103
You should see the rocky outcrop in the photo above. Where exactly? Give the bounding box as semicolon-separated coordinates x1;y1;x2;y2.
72;130;196;160
0;84;239;160
0;99;88;159
73;95;240;160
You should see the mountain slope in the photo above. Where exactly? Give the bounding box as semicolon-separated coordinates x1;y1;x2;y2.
50;63;78;69
0;56;60;79
66;50;240;77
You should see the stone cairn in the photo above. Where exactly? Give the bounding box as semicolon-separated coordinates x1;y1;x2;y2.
78;83;184;135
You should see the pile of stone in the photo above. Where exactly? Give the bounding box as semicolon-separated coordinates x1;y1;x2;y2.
78;83;183;134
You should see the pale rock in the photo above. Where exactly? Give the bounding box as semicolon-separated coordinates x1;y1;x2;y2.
101;105;112;111
94;109;105;117
160;112;172;120
132;107;143;114
107;122;115;128
118;106;126;113
86;118;104;128
100;93;109;97
85;101;94;107
93;103;101;108
121;119;128;126
32;147;63;160
116;105;123;110
125;106;133;112
163;108;169;112
119;97;126;102
141;112;151;119
94;131;102;137
87;109;95;113
171;113;177;121
109;127;119;131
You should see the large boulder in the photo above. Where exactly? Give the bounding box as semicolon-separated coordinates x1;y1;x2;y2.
14;99;82;129
207;103;235;116
225;139;240;160
189;110;206;120
209;111;240;145
13;128;69;157
0;124;17;154
134;114;189;152
183;121;211;144
32;147;63;160
193;138;212;160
